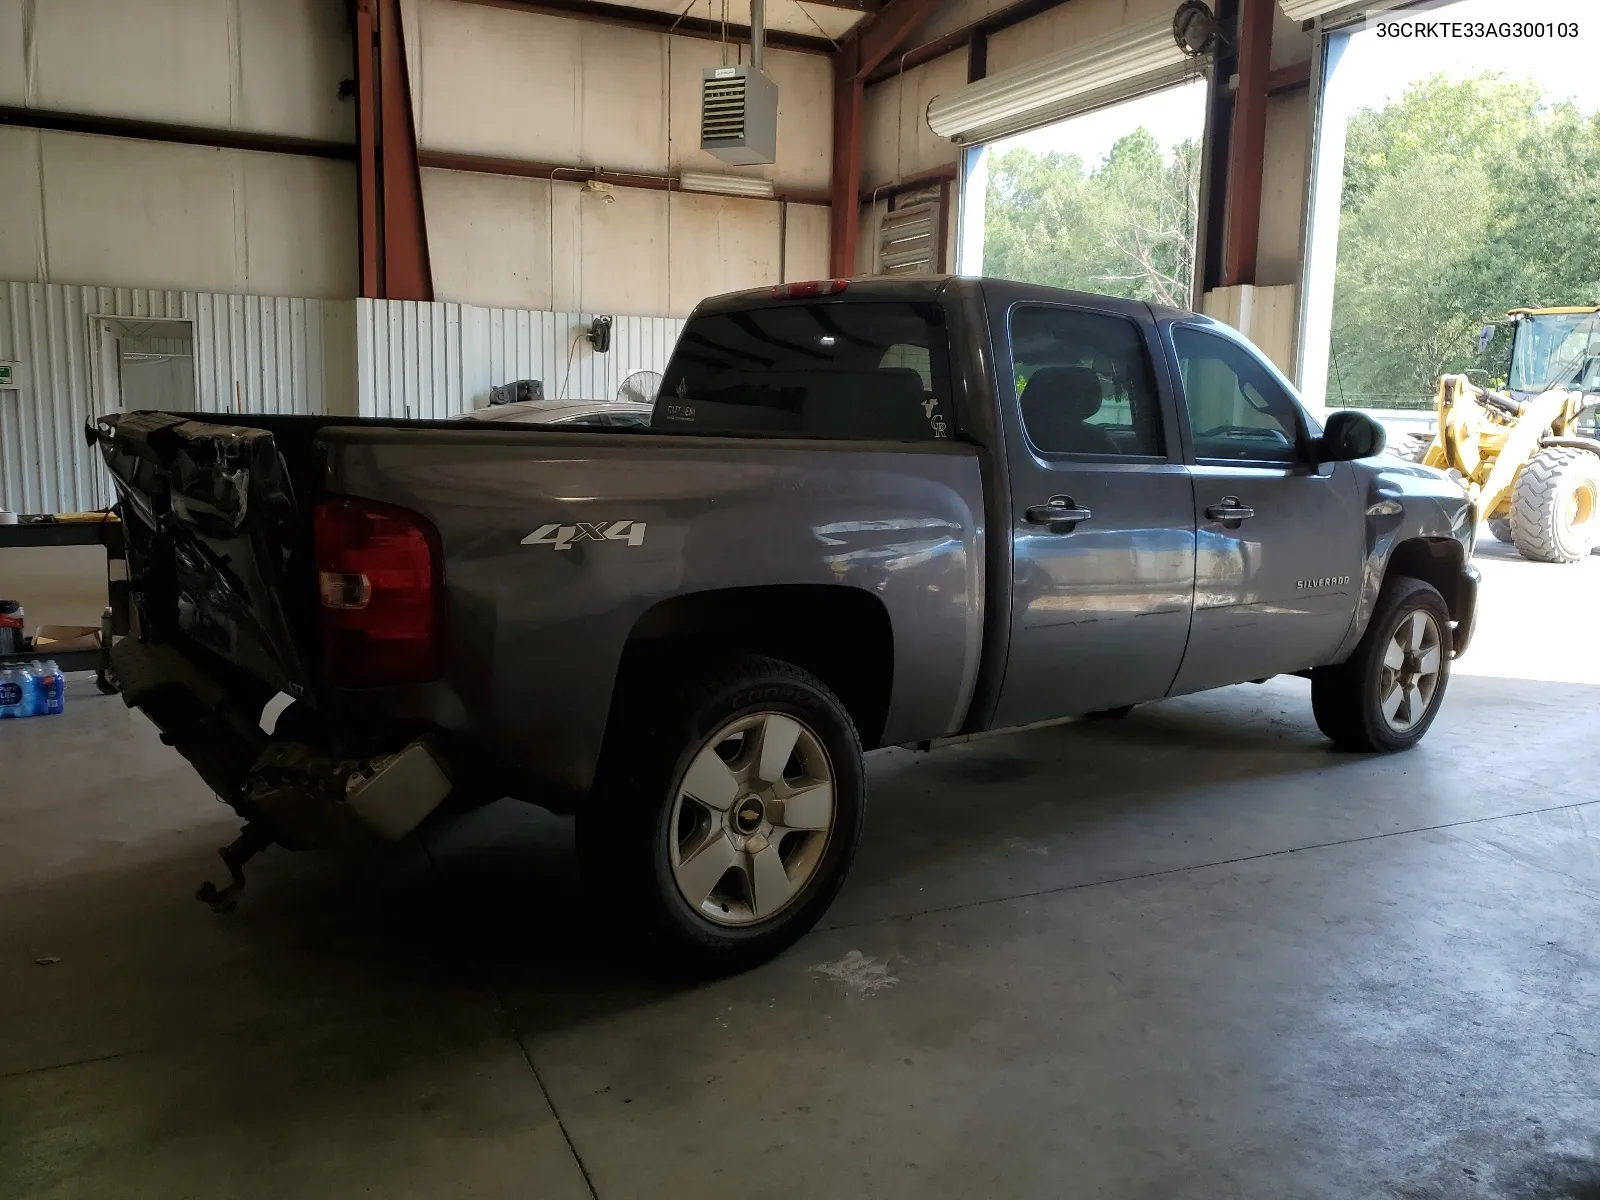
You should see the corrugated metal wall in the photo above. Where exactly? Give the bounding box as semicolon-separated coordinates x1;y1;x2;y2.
0;285;682;513
356;300;684;419
0;281;356;514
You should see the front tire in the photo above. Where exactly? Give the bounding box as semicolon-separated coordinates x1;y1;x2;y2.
1486;516;1512;544
1311;576;1452;752
578;655;865;976
1510;447;1600;563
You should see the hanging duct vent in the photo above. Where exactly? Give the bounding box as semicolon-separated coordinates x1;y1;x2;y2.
700;0;777;166
701;66;778;165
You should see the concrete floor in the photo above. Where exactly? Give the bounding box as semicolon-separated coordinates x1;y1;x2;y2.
3;537;1599;1199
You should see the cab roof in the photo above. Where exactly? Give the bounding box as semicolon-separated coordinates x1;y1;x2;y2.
1508;306;1600;316
694;275;1201;321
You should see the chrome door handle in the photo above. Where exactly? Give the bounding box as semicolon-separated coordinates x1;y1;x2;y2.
1024;496;1092;532
1205;496;1255;525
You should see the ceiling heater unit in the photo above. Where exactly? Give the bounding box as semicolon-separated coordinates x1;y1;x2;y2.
701;0;778;165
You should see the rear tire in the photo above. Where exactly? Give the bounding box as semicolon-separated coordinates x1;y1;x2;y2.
1510;447;1600;563
1311;576;1452;753
1486;516;1512;544
577;654;865;976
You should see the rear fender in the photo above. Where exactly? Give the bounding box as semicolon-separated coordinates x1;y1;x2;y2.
614;584;897;750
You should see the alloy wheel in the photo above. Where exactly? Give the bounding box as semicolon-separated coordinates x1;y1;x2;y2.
667;712;836;926
1379;610;1443;733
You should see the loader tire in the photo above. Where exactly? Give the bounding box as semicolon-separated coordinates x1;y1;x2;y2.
1399;434;1432;464
1311;576;1451;753
1510;447;1600;563
1485;517;1512;544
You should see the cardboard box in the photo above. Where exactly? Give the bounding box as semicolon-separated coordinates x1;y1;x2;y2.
33;625;100;653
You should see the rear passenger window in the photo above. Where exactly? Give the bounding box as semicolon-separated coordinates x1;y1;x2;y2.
1009;307;1164;458
655;302;954;440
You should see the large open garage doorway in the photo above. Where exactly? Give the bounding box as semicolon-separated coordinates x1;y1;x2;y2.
959;80;1208;308
1297;0;1600;418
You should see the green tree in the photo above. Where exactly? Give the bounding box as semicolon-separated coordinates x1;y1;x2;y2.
1340;73;1540;213
1328;73;1600;407
1481;105;1600;308
1327;150;1498;404
983;129;1200;308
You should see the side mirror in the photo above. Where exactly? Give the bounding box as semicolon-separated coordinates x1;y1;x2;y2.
1318;410;1386;462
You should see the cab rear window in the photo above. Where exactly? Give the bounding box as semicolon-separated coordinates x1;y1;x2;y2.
655;301;954;440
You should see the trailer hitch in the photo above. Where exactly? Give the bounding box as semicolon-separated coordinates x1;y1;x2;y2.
195;822;275;914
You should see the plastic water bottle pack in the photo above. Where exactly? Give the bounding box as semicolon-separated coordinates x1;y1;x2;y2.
0;661;66;719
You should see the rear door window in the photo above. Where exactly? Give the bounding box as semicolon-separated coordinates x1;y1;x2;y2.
655;301;954;440
1008;306;1166;458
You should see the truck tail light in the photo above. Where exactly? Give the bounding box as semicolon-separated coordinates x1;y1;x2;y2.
770;279;848;299
314;496;442;687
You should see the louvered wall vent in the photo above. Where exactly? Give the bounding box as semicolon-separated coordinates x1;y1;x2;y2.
877;203;941;275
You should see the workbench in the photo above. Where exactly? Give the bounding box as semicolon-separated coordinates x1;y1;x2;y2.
0;515;126;679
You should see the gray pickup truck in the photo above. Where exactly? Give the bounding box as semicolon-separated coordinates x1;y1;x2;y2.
94;276;1479;972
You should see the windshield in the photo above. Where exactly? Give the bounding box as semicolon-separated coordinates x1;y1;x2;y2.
655;301;955;440
1508;313;1600;393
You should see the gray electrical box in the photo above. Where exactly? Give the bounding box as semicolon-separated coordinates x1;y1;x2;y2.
701;66;778;166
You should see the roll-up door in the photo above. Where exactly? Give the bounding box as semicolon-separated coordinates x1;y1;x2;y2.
1278;0;1401;21
925;17;1200;146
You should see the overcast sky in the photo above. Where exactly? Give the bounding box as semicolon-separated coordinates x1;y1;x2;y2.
986;0;1599;170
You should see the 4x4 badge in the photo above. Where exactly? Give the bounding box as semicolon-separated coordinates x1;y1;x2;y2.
522;521;647;551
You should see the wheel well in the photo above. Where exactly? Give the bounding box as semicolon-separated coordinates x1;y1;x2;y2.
620;585;895;749
1386;538;1467;622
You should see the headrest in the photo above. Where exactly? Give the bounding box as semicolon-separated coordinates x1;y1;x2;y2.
876;367;930;403
799;366;931;438
1022;366;1103;423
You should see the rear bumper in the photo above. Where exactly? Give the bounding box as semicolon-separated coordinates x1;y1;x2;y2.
1451;563;1481;657
112;638;453;848
243;739;453;848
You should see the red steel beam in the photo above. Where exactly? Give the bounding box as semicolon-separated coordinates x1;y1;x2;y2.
829;41;865;275
354;0;381;298
832;0;945;271
1221;0;1273;287
855;0;945;79
377;0;433;301
861;0;1074;86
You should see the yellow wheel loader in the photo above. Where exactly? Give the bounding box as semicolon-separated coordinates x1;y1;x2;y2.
1418;306;1600;563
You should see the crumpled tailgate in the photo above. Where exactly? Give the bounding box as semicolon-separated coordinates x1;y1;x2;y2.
94;411;317;702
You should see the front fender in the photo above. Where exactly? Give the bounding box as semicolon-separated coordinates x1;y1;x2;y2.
1331;458;1476;661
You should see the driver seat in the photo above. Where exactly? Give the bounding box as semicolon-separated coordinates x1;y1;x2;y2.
1020;367;1118;455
